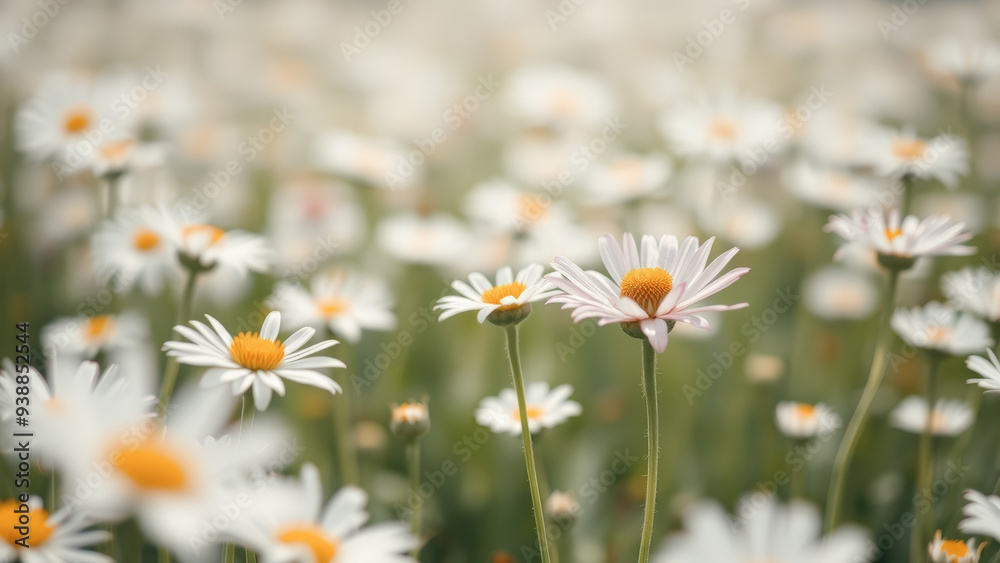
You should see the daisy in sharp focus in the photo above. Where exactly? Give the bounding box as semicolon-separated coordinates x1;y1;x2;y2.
228;463;416;563
892;302;993;356
863;125;968;189
272;269;396;344
546;233;750;352
163;311;344;410
928;530;984;563
0;496;112;563
889;397;975;436
476;383;582;435
91;206;179;294
435;264;560;325
824;208;975;267
961;490;1000;543
774;402;841;439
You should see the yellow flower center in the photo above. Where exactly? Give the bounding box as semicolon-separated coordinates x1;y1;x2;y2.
518;194;547;225
392;402;427;424
181;224;226;246
85;315;113;341
316;298;348;318
0;501;55;548
795;404;817;420
939;539;969;558
63;107;91;133
620;267;674;316
133;228;161;251
512;405;544;421
708;117;738;141
885;227;903;242
892;139;927;161
550;91;580;116
929;410;946;434
99;139;135;162
111;439;188;492
230;332;285;371
613;159;645;187
481;282;527;311
277;524;339;563
924;325;953;346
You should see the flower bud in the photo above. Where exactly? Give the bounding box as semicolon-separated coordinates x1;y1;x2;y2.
391;402;430;441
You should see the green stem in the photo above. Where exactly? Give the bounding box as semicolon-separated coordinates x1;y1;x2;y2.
900;174;914;216
825;268;901;533
535;451;560;563
334;388;359;486
158;267;199;417
407;441;422;559
790;438;806;500
223;543;234;563
503;325;552;563
104;174;121;220
912;355;942;563
637;339;659;563
158;546;171;563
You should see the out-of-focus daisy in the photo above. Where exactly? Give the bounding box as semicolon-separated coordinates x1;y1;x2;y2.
966;349;1000;393
928;529;984;563
699;198;781;250
390;401;430;441
376;212;472;268
889;397;975;436
824;208;975;266
503;64;617;131
653;493;869;563
314;129;418;190
581;153;672;205
782;160;878;211
90;136;139;179
962;491;1000;543
475;382;581;435
892;302;993;356
91;206;178;294
864;126;968;189
272;270;396;344
0;496;112;563
166;217;273;276
546;233;749;352
803;266;879;320
435;264;558;325
546;491;580;523
228;463;416;562
41;311;150;362
774;402;841;439
942;268;1000;323
658;92;783;163
163;311;344;410
924;37;1000;83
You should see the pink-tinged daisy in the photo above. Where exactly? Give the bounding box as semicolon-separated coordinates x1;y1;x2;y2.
545;233;749;352
824;208;975;268
435;264;560;326
163;311;344;410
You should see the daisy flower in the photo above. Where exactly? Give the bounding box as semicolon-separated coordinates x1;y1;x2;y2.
390;401;430;441
502;64;617;131
228;463;416;562
892;302;993;356
925;36;1000;83
961;490;1000;543
802;266;879;321
41;311;150;363
435;264;559;326
475;383;581;435
824;208;975;268
965;349;1000;393
658;91;783;163
942;268;1000;322
774;402;841;439
928;530;984;563
0;496;112;563
782;160;879;212
581;153;672;205
653;493;869;563
376;212;472;268
272;270;396;344
163;311;344;410
91;206;178;294
167;218;273;276
546;233;750;352
314;129;419;190
889;397;975;436
863;125;968;189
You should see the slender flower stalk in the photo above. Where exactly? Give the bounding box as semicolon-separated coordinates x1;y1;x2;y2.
506;325;553;563
157;266;199;417
912;354;943;563
637;338;659;563
406;441;421;557
826;268;900;532
332;340;358;486
392;401;430;559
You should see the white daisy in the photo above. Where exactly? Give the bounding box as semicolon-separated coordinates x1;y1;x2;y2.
91;206;179;294
824;208;975;265
546;233;750;352
774;402;841;439
965;349;1000;393
928;530;984;563
502;64;617;131
41;311;150;363
166;218;273;276
889;397;975;436
863;125;968;189
653;493;869;563
376;212;472;268
228;463;416;563
658;91;783;163
314;129;418;190
435;264;559;325
803;266;880;321
163;311;344;411
782;160;879;212
698;197;782;250
0;497;112;563
581;153;672;205
925;37;1000;83
892;302;993;356
475;382;581;435
942;268;1000;323
272;270;396;344
961;490;1000;543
